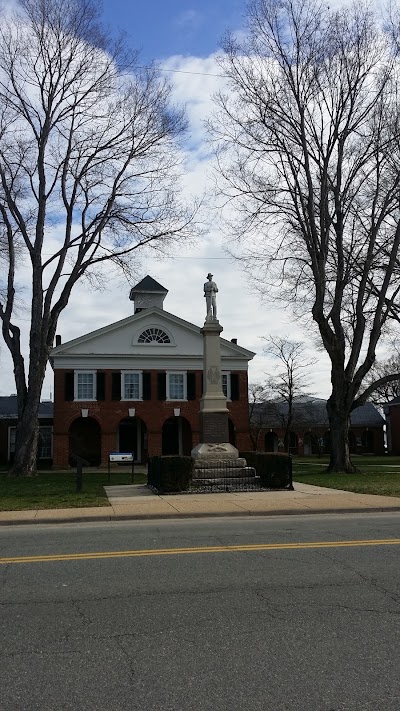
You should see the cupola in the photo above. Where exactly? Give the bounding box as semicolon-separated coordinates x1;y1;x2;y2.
129;275;168;313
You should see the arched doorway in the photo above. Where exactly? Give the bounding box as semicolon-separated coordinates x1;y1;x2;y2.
162;417;192;455
323;431;331;453
287;431;298;455
118;416;148;463
69;417;101;466
265;431;278;452
228;418;236;447
361;429;373;452
303;432;313;456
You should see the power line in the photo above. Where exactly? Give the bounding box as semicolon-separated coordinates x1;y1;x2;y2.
41;253;231;259
137;65;227;79
171;255;230;260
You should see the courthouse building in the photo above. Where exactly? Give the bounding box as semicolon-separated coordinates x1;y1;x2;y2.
50;276;255;467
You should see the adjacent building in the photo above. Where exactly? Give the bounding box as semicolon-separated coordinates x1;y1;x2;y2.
0;396;53;466
250;397;385;455
383;397;400;454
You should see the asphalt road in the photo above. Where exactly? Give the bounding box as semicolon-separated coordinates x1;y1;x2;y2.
1;513;400;711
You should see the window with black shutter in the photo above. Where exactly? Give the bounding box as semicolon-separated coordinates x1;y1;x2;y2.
96;372;105;401
200;373;204;397
230;373;240;401
187;372;196;401
157;372;166;400
143;372;151;401
111;372;121;400
64;372;74;401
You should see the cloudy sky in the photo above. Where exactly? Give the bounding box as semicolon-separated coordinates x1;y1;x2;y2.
0;0;336;398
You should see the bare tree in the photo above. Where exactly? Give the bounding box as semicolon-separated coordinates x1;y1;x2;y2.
0;0;196;476
248;380;272;450
366;355;400;406
212;0;400;472
264;337;316;452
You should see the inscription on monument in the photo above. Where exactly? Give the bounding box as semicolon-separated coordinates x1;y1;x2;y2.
207;366;220;384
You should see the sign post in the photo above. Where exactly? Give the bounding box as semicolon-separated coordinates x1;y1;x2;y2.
108;452;135;483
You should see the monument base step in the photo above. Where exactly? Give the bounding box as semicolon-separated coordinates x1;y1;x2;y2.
192;466;256;481
192;475;259;486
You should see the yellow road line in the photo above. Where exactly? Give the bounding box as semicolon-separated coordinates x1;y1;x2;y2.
1;538;400;565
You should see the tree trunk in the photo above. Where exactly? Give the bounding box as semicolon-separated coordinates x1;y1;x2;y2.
326;396;357;473
9;355;47;477
9;409;39;477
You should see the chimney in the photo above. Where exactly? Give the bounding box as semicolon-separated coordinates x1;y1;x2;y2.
55;335;62;346
231;338;237;344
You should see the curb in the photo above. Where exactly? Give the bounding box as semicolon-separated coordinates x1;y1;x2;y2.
1;505;400;525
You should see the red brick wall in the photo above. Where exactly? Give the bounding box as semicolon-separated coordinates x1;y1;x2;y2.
53;369;251;466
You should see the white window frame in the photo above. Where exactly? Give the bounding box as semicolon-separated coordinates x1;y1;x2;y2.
222;371;231;400
166;371;187;401
74;370;97;401
37;426;53;458
121;370;143;401
8;426;16;460
8;425;53;459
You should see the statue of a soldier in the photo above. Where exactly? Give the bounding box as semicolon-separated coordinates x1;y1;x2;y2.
204;273;218;321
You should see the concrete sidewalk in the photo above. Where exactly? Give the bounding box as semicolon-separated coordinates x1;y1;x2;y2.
1;482;400;525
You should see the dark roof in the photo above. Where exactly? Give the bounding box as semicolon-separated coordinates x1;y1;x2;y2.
251;398;384;428
129;275;168;295
0;396;53;419
350;402;385;426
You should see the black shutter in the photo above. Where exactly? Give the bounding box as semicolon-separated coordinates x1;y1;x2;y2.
64;372;74;401
187;372;196;401
157;372;166;401
143;372;151;401
231;373;240;401
112;372;121;401
200;373;204;397
96;372;105;401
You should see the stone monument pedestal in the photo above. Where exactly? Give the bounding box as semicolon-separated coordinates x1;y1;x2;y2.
191;303;254;484
199;319;229;442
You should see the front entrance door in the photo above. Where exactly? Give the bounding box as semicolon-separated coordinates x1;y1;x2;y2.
118;417;147;462
162;417;192;455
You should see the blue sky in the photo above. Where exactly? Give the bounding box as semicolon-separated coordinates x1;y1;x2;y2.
101;0;246;61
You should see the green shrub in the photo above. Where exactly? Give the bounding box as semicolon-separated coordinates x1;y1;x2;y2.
240;451;293;489
148;456;193;493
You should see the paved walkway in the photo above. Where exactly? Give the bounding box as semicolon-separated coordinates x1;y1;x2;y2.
1;482;400;525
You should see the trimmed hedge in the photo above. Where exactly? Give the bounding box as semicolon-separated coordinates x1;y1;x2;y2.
240;452;293;489
148;456;194;493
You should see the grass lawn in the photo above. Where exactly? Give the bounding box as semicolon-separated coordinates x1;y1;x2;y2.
0;470;147;511
293;456;400;497
2;457;400;510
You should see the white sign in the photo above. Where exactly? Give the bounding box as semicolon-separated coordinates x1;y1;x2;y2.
109;453;134;463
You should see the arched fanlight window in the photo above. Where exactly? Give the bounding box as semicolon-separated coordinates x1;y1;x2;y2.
138;327;171;344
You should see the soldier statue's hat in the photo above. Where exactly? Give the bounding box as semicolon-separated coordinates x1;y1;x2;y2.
207;272;213;278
